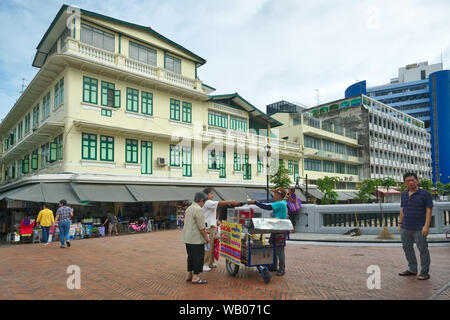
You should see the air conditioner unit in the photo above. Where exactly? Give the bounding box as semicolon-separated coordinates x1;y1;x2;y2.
344;177;348;181
157;157;168;166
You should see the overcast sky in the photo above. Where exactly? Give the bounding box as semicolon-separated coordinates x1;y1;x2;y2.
0;0;449;120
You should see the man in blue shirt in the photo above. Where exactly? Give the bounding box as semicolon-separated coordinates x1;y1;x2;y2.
248;187;288;276
398;172;433;280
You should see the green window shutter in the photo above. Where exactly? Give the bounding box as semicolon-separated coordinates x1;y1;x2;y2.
59;78;64;105
49;142;57;162
141;91;153;115
101;81;115;107
114;90;121;108
141;141;152;174
219;152;226;178
182;146;192;177
170;144;180;166
126;88;139;112
182;102;192;123
100;136;114;161
170;99;180;121
83;77;98;104
82;133;97;160
31;151;38;170
125;139;138;163
22;157;29;174
234;153;242;171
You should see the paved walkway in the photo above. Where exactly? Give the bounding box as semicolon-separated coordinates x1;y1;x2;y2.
0;230;449;300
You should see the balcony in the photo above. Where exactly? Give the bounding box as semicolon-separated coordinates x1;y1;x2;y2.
62;38;204;95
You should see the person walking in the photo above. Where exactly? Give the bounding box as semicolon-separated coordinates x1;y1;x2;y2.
102;212;119;236
398;172;433;280
248;187;288;276
286;188;302;228
201;188;240;272
53;199;73;248
36;203;54;245
182;192;210;284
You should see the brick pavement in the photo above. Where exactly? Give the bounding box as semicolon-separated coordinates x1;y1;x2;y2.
0;230;449;300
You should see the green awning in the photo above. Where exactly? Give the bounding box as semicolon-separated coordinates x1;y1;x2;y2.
126;185;185;202
71;183;137;203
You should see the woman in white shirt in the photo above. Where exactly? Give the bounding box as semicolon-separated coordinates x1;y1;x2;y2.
202;188;240;271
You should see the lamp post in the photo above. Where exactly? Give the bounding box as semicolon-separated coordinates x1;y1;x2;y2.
295;174;309;203
265;144;271;203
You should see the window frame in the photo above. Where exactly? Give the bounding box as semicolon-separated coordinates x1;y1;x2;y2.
125;139;138;163
126;88;139;112
82;133;97;160
83;76;98;104
100;135;114;162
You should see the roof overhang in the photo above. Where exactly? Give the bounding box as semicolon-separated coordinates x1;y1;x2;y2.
209;93;283;128
33;4;206;68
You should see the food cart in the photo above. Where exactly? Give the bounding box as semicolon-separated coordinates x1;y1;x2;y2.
220;205;293;283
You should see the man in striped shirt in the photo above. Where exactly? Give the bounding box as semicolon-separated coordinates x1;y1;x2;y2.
54;199;73;248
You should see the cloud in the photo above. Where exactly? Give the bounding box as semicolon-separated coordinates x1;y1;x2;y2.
0;0;449;120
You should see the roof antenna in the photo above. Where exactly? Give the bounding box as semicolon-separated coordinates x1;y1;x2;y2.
314;89;322;106
20;78;26;95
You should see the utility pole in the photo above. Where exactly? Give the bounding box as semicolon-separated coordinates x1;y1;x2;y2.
20;78;26;95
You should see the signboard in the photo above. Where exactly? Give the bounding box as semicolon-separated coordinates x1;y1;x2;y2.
220;221;242;266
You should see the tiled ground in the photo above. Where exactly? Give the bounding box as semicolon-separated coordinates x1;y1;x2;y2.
0;230;449;300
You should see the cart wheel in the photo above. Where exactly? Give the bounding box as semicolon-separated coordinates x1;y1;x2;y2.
128;225;137;234
225;259;240;277
261;267;271;284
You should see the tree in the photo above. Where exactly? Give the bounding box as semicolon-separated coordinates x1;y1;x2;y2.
356;178;378;203
419;179;433;192
317;176;341;204
270;160;292;189
380;177;397;192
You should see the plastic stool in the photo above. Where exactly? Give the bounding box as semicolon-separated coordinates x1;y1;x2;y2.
32;230;41;243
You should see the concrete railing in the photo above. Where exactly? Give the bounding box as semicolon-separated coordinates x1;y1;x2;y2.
295;202;450;235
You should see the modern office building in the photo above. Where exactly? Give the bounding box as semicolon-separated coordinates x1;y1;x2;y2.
345;61;449;183
0;5;302;233
306;95;432;183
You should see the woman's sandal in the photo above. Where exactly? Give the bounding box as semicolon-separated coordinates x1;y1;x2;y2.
191;279;208;284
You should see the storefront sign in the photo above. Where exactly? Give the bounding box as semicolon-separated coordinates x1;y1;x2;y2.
220;221;242;266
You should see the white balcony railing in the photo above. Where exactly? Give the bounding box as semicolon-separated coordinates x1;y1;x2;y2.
63;39;203;93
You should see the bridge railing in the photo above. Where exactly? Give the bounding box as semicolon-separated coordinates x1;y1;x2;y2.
295;202;450;235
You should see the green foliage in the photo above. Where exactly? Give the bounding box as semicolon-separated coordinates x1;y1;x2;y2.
419;179;433;192
380;177;396;191
356;178;378;203
270;160;292;189
317;176;341;204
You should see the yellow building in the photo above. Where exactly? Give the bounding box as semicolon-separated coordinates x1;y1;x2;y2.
268;100;363;201
0;5;301;225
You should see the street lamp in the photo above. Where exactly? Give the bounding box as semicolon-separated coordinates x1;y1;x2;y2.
295;174;309;203
265;144;271;202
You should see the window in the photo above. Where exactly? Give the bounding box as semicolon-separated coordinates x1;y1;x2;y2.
56;134;63;160
243;154;251;180
421;70;426;80
305;158;322;171
288;160;294;175
165;54;181;74
323;140;334;153
141;91;153;115
234;153;242;171
335;142;346;155
208;111;228;129
141;141;152;174
100;136;114;161
347;165;359;175
101;109;112;117
22;155;29;174
31;150;38;170
293;161;299;182
82;133;97;160
182;146;192;177
54;78;64;108
24;113;31;133
101;81;120;108
170;144;180;166
42;93;51;118
126;88;139;112
81;23;115;52
336;162;346;174
41;143;49;167
49;142;57;162
182;102;192;123
125;139;138;163
17;121;23;141
257;155;264;173
304;135;321;149
129;41;157;66
170;98;180;121
32;104;40;128
230;116;247;132
83;77;98;104
323;160;334;173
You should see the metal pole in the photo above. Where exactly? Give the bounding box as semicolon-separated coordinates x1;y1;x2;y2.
305;174;309;203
